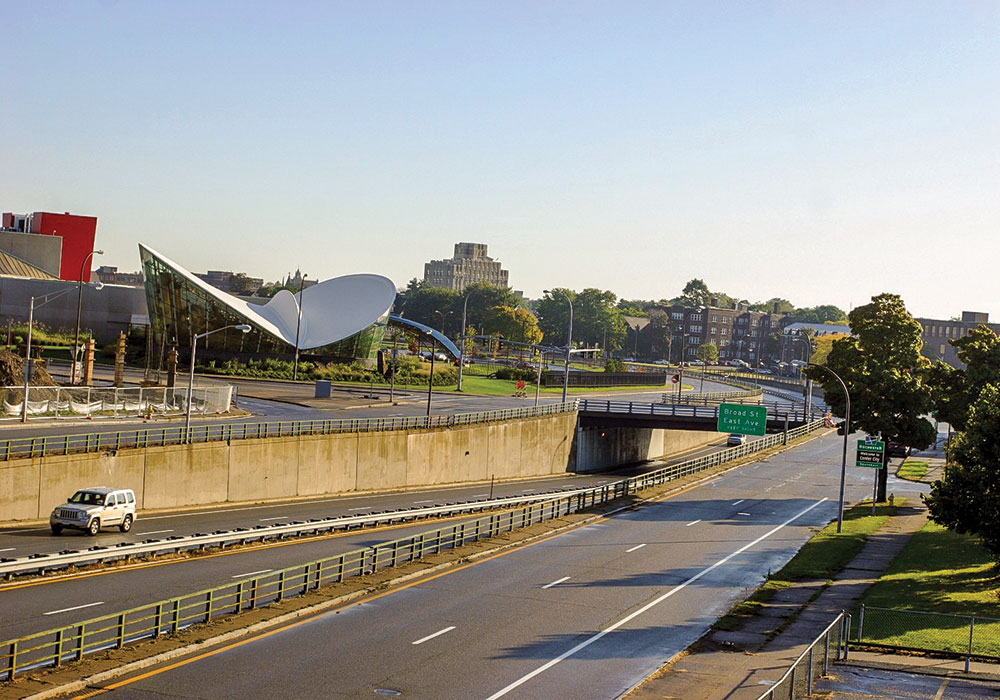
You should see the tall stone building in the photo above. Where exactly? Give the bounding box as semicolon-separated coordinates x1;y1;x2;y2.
423;242;509;292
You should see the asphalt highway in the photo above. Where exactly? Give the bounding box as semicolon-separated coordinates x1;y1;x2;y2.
49;431;896;699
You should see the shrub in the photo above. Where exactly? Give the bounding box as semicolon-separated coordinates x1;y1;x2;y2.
604;358;626;373
495;366;536;382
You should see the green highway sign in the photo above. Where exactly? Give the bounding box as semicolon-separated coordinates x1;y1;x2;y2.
856;439;885;468
717;403;767;436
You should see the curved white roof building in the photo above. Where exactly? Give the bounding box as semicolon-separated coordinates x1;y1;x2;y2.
139;244;396;363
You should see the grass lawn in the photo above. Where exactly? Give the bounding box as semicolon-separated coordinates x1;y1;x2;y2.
895;459;929;482
857;521;1000;656
716;501;895;630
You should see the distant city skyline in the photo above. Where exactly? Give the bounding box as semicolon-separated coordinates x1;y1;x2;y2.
3;2;997;320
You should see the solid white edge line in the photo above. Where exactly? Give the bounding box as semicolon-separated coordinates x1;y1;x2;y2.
43;601;104;616
625;544;646;553
686;520;701;527
412;625;456;645
481;497;828;700
542;576;570;589
731;500;745;506
136;529;174;535
0;547;15;552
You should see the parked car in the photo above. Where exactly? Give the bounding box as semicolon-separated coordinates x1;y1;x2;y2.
50;487;137;536
887;441;909;457
727;433;747;446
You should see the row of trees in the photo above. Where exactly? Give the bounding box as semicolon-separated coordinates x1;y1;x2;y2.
617;278;848;324
400;277;847;359
804;293;1000;563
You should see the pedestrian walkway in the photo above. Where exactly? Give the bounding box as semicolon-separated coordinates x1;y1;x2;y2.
627;502;931;700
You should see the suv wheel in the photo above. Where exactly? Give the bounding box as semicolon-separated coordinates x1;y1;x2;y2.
119;514;133;533
51;524;62;536
87;518;101;536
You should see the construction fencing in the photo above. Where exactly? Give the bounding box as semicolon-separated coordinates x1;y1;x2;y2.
0;385;234;420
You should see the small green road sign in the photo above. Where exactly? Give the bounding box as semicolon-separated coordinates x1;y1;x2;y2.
717;403;767;436
856;439;885;468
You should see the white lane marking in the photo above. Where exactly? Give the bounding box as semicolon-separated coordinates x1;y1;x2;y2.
731;500;745;506
232;569;272;579
542;576;570;589
686;520;701;527
259;516;288;521
522;489;535;493
0;547;15;553
349;507;371;511
136;529;174;536
43;601;104;616
412;626;456;645
482;498;828;700
625;544;646;553
413;500;433;504
472;494;490;497
738;512;751;516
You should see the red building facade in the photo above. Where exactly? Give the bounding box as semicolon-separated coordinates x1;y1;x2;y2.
1;211;97;281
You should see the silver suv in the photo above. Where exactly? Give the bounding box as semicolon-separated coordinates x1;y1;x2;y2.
50;487;137;536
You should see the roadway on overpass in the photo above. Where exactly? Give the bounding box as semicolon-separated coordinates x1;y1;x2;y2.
48;431;909;700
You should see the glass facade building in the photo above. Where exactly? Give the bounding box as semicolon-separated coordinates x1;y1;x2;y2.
139;245;392;366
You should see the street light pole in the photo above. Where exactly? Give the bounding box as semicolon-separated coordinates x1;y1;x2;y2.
544;290;573;402
23;286;93;422
185;324;251;442
71;249;104;385
293;275;308;381
457;289;477;392
808;362;851;533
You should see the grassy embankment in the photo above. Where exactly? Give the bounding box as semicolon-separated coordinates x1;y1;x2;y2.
857;521;1000;656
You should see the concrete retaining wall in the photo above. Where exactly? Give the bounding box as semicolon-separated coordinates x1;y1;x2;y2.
0;412;579;522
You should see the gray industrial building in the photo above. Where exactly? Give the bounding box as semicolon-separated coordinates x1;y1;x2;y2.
917;311;1000;367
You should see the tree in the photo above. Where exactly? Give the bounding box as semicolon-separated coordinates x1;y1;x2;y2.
229;273;259;295
645;310;672;360
750;298;794;313
791;305;848;324
804;293;935;501
696;342;718;364
926;325;1000;431
536;288;626;350
672;279;711;308
925;383;1000;561
481;305;543;346
399;286;459;331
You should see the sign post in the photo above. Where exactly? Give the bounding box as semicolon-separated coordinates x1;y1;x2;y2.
717;403;767;436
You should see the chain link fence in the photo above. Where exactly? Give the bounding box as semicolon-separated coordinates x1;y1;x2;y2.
855;605;1000;665
0;385;234;420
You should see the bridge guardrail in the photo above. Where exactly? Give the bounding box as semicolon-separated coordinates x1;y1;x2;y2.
579;400;822;425
1;416;827;681
0;400;579;462
660;389;763;405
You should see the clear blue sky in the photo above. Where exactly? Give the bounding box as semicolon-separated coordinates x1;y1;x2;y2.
3;1;997;319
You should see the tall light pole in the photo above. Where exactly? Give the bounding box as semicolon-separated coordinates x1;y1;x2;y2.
185;323;251;442
292;274;308;381
544;290;573;402
71;249;104;385
457;289;478;392
23;285;99;422
808;362;851;533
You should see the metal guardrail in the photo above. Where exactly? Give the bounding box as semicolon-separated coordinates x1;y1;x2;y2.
660;388;763;405
0;401;579;462
854;604;1000;668
755;612;848;700
0;416;827;680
